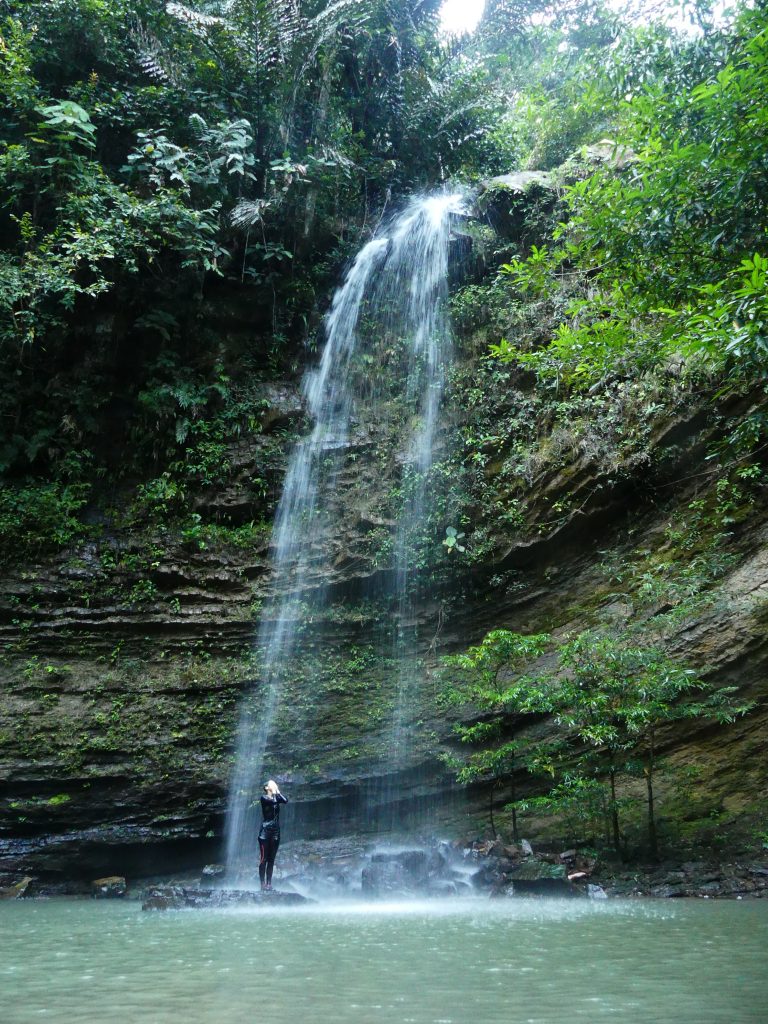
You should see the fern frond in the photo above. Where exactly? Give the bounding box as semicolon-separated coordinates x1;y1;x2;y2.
137;53;170;82
307;0;376;55
230;198;270;229
166;3;224;30
131;18;184;86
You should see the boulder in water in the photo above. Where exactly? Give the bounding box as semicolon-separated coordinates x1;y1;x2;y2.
141;886;309;911
361;860;412;896
362;850;429;896
505;860;577;898
0;875;33;899
360;847;468;897
200;863;226;886
91;876;127;899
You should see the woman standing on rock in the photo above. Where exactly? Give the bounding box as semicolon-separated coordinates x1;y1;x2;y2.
258;779;287;890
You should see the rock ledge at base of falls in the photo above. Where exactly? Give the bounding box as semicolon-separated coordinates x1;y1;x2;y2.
141;885;309;910
5;835;767;901
595;859;768;899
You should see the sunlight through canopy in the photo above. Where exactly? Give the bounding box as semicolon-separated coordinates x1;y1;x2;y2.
440;0;486;35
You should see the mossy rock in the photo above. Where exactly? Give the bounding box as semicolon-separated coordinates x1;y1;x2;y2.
476;171;558;248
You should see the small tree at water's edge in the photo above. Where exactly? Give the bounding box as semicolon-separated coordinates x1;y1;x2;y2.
441;630;551;842
442;628;754;857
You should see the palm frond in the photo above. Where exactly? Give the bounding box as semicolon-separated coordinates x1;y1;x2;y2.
166;3;225;30
230;198;270;229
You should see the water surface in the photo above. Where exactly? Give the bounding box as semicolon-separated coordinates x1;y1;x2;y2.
2;897;766;1023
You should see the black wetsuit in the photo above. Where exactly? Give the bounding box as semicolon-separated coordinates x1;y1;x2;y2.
258;792;287;888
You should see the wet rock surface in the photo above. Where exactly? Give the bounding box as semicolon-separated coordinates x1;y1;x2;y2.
200;863;226;883
2;452;767;879
141;885;309;911
466;839;582;898
596;858;768;899
224;838;476;899
4;837;767;902
91;875;126;898
0;825;221;880
0;874;33;899
267;837;590;900
360;846;473;897
462;840;768;900
476;172;558;249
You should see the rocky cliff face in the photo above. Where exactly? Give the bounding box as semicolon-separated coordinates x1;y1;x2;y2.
2;168;766;880
3;390;765;878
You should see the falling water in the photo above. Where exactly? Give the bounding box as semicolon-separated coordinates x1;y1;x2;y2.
381;196;460;823
224;234;388;872
225;192;465;872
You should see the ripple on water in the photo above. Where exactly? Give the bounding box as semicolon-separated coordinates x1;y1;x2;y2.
1;898;767;1024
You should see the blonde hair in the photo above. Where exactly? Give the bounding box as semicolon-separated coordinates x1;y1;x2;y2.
264;779;279;795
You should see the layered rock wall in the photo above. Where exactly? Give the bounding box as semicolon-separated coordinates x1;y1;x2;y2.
2;166;766;878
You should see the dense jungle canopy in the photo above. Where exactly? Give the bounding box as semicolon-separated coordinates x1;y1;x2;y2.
2;0;765;513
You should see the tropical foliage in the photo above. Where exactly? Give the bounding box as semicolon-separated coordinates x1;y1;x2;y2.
493;3;768;386
0;0;765;858
442;629;753;858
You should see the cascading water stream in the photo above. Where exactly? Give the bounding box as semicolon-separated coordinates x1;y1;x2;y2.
225;192;465;874
224;235;388;873
379;197;459;822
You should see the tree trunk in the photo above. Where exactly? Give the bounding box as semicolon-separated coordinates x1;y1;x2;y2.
609;765;621;855
303;45;338;238
488;786;497;840
510;767;520;844
646;733;659;861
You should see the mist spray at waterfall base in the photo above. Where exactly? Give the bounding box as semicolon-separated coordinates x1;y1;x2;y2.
224;191;468;878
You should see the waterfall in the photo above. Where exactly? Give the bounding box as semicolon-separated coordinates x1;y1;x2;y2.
225;191;465;873
379;196;459;825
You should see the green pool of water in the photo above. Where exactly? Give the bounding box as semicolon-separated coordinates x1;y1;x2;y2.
2;897;766;1023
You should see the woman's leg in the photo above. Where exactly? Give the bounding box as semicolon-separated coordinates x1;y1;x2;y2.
258;838;267;888
265;835;280;887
